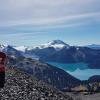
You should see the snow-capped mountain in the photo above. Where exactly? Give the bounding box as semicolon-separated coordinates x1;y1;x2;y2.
0;44;8;51
38;40;70;50
86;44;100;49
3;45;24;58
13;46;34;52
14;46;27;52
0;44;39;60
13;46;39;60
0;41;75;54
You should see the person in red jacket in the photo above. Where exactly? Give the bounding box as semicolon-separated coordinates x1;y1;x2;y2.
0;52;7;88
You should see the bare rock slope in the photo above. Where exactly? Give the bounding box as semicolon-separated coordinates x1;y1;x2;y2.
0;66;73;100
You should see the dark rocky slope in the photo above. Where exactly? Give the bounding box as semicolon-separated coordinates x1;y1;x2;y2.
0;66;73;100
88;75;100;83
9;57;81;91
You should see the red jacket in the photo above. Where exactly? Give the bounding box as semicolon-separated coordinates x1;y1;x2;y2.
0;52;7;72
0;64;5;72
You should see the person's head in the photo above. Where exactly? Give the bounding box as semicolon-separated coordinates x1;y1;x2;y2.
0;52;6;64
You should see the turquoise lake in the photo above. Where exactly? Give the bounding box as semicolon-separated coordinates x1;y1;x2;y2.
47;62;100;80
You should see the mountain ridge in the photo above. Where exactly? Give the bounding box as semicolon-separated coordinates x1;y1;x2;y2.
1;40;100;69
85;44;100;49
1;40;100;52
8;56;81;91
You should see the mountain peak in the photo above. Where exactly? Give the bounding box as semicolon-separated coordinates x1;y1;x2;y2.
48;40;67;45
39;40;70;50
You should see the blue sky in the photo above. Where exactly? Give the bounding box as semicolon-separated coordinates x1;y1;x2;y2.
0;0;100;46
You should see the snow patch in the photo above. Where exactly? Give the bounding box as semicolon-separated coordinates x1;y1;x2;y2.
38;40;70;50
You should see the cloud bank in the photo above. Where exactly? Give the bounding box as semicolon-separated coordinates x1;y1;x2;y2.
0;0;100;29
